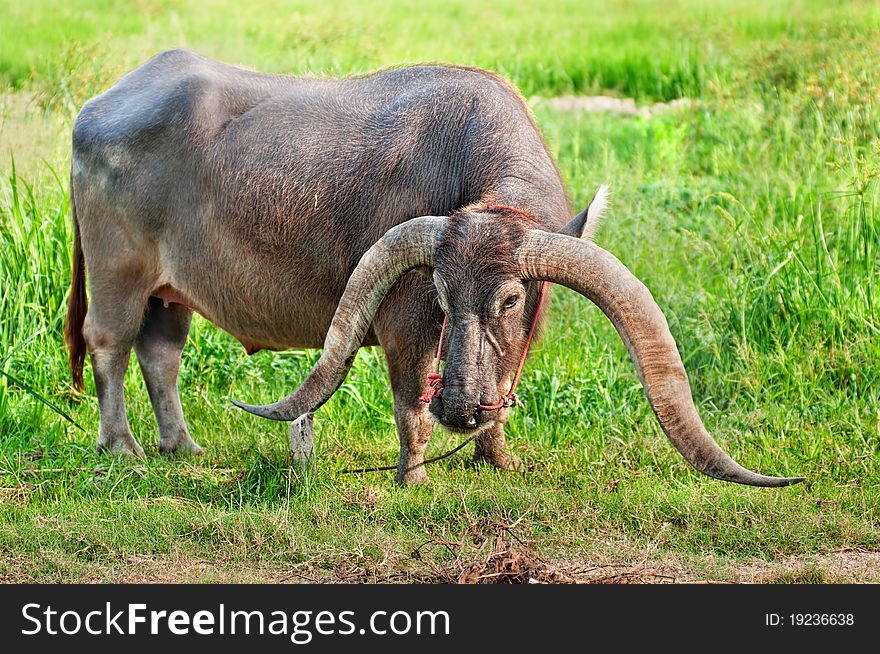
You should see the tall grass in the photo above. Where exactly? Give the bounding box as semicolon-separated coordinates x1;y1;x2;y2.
0;162;75;436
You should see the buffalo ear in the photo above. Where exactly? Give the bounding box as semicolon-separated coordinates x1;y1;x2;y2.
559;184;610;240
560;207;589;239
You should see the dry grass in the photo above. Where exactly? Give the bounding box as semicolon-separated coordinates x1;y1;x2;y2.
4;535;875;584
0;92;68;177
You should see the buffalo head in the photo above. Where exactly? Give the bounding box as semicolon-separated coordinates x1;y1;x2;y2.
235;187;804;488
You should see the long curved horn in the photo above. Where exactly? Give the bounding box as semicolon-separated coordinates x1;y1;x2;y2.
518;230;804;487
233;216;445;421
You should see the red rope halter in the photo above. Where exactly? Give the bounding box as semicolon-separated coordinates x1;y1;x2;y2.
419;205;548;411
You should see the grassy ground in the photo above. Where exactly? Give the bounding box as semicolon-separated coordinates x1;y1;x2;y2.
0;0;878;583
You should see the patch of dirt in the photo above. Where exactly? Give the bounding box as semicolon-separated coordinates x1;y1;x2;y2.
531;95;692;117
726;550;880;584
539;550;880;584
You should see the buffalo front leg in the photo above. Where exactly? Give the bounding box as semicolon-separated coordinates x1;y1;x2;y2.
474;421;523;471
134;298;202;455
375;277;438;486
391;386;434;486
385;346;435;485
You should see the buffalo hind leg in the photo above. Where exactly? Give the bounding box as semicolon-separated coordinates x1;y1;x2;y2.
83;284;146;456
474;421;522;471
134;298;202;455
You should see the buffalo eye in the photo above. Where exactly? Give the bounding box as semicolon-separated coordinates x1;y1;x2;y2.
502;295;519;311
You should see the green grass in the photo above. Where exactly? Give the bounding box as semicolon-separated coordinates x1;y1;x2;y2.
1;0;879;582
4;0;880;105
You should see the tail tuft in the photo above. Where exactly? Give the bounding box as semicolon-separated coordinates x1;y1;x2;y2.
64;175;88;391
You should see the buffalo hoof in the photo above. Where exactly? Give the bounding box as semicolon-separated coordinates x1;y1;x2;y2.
472;449;523;472
97;433;145;458
160;432;204;456
396;466;429;486
473;426;523;472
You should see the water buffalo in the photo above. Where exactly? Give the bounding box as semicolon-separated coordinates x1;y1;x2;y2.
66;49;802;487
